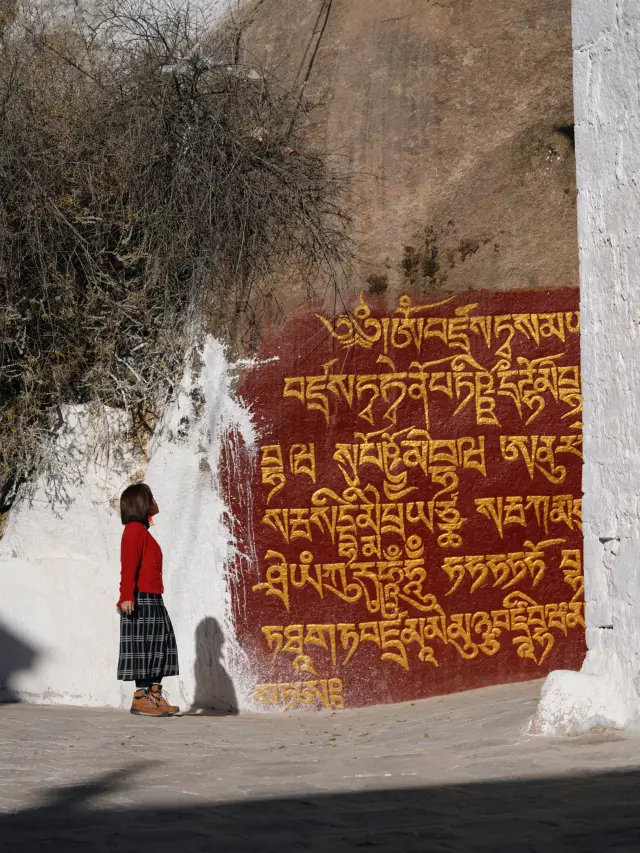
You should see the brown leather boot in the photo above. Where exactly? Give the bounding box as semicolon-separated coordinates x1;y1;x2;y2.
150;684;180;716
130;688;167;717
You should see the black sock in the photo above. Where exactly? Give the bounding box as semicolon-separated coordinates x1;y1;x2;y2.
135;679;153;691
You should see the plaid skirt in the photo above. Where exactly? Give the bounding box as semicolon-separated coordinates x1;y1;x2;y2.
117;593;179;682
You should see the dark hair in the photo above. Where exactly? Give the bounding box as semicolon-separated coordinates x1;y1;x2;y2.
120;483;155;525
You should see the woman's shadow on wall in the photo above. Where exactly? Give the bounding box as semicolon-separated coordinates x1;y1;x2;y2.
188;617;239;715
0;621;38;703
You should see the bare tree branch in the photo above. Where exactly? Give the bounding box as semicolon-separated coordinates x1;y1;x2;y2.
0;0;351;507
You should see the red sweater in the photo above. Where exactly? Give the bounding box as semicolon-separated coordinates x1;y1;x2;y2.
118;522;164;605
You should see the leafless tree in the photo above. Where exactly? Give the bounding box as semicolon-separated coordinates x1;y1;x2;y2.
0;0;351;508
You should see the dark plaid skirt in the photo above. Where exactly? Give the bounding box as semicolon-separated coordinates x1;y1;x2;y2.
117;593;179;682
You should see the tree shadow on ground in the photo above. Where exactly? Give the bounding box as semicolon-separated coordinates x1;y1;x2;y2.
3;763;640;852
187;616;238;715
0;621;38;703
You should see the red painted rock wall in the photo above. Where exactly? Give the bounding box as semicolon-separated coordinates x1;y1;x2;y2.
224;290;584;710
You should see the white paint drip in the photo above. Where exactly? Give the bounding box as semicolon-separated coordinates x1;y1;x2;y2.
0;336;261;711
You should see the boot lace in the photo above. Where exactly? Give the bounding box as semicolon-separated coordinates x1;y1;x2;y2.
146;688;161;706
152;685;172;705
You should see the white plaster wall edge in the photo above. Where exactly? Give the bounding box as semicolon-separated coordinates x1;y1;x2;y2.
0;335;266;711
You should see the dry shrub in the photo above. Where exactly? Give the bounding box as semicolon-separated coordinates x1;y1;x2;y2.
0;0;351;506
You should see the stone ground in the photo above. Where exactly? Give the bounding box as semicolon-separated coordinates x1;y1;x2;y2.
2;680;640;851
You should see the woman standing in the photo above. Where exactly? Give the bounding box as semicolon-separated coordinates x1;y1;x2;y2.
117;483;180;716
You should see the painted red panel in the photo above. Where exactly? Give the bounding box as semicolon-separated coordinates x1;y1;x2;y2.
224;290;584;711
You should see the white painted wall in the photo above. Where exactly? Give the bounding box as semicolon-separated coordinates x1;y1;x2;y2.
532;0;640;733
0;339;259;711
0;0;276;714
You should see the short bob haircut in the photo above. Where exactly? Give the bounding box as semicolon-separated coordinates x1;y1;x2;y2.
120;483;155;526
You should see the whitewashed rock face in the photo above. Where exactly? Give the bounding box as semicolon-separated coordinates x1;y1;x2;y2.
0;0;268;713
0;338;259;710
532;0;640;733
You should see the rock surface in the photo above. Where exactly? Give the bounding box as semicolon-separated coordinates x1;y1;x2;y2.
243;0;578;298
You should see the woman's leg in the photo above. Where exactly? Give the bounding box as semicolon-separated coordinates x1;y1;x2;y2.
135;678;153;691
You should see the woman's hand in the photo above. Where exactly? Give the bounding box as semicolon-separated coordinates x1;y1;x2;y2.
119;600;135;616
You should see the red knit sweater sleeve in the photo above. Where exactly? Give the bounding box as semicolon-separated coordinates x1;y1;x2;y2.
119;523;145;605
